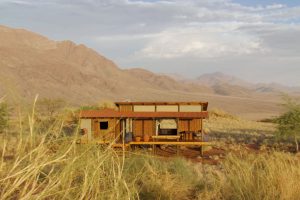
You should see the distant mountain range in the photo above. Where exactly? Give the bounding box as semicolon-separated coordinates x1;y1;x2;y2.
163;71;300;97
0;25;295;120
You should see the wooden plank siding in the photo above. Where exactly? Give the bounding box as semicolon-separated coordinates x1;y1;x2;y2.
119;105;133;112
133;119;155;137
190;119;202;132
92;118;202;141
133;120;143;137
178;120;190;132
92;118;117;142
115;118;121;142
144;120;155;136
178;119;202;132
93;119;99;138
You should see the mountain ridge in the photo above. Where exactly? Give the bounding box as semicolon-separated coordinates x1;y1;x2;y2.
0;25;288;120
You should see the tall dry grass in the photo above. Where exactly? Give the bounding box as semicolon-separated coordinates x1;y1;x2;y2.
0;97;138;199
222;152;300;200
1;101;300;199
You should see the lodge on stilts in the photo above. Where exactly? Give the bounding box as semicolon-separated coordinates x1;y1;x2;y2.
79;102;210;155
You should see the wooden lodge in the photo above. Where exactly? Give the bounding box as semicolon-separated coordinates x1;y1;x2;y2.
79;102;210;155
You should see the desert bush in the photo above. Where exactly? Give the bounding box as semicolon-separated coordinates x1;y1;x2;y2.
276;96;300;152
0;101;8;133
80;105;100;110
98;100;117;110
80;101;116;111
209;108;238;120
36;98;66;119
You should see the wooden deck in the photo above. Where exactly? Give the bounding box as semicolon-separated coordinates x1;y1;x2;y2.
95;140;211;146
129;141;210;145
151;135;180;140
93;140;211;156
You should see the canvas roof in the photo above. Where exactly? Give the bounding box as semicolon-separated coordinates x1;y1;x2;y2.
115;101;208;111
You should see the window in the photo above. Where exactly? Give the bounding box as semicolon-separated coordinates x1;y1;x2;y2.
100;121;108;130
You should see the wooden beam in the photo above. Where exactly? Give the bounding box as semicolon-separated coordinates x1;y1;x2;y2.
142;119;144;137
122;119;125;143
114;117;116;141
176;118;180;155
200;118;204;156
152;135;180;140
129;141;211;145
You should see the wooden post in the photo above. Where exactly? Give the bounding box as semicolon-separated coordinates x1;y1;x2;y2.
142;119;144;138
132;118;135;137
153;118;156;155
176;118;179;156
131;119;135;150
114;118;116;143
122;119;125;150
200;118;204;156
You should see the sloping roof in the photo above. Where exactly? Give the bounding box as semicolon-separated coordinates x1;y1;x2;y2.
80;109;208;119
80;109;121;118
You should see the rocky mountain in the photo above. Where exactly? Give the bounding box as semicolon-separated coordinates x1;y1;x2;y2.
0;25;289;120
195;72;252;88
125;68;213;94
0;25;204;103
190;72;300;96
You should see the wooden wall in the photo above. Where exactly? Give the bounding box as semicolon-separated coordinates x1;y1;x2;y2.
178;119;202;132
133;119;155;137
91;118;202;141
190;119;202;132
119;105;133;112
178;120;189;132
92;118;118;142
144;120;154;136
133;120;143;137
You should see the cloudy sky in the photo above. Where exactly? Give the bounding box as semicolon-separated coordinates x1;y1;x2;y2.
1;0;300;86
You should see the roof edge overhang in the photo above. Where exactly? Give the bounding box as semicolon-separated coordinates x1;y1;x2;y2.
80;110;209;119
115;101;208;106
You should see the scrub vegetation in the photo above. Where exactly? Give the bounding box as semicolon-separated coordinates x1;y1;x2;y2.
276;97;300;152
0;98;8;133
1;98;300;200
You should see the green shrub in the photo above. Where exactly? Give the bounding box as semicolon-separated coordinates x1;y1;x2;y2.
276;96;300;152
0;102;8;133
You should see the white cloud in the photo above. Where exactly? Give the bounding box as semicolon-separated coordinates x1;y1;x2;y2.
266;4;286;10
137;25;266;58
0;0;300;85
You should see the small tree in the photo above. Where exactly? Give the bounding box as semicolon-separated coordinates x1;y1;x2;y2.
276;96;300;152
98;101;117;110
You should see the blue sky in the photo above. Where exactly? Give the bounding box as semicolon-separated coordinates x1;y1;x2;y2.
234;0;299;7
0;0;300;86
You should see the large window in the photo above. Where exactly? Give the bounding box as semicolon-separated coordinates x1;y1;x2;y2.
100;121;108;130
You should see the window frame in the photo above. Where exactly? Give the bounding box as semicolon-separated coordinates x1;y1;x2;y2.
99;121;109;130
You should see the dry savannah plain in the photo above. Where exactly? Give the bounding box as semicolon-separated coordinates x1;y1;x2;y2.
1;24;300;200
